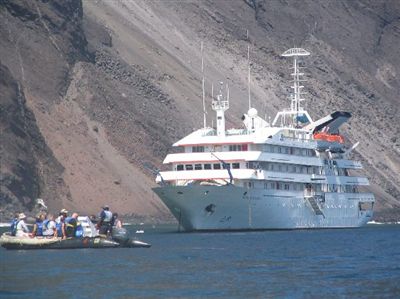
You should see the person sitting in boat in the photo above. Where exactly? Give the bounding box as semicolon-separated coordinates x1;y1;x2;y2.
15;213;30;237
112;213;122;229
42;214;57;237
65;213;81;238
56;209;68;239
75;218;84;238
10;213;19;236
31;213;46;237
97;205;113;235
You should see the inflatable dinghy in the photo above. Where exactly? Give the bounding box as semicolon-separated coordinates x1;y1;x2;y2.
0;233;151;250
0;216;151;250
0;233;120;250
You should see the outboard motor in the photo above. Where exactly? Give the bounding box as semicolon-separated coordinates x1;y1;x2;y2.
111;227;130;246
111;227;151;248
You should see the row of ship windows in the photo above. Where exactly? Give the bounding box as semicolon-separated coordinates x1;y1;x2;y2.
192;144;248;152
247;162;349;176
261;145;316;157
191;145;315;156
246;181;358;193
176;163;240;171
175;161;349;176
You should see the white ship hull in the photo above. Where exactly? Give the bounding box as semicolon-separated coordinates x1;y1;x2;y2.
153;185;374;231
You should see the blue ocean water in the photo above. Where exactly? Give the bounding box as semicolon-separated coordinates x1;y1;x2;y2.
1;224;400;298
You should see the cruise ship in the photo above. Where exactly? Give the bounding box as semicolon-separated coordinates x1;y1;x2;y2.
153;48;374;231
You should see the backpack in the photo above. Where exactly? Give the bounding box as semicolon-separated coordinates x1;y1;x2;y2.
10;219;19;236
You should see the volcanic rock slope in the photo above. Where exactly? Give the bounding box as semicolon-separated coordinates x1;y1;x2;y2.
1;0;399;221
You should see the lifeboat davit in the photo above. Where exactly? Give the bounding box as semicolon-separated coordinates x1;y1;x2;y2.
313;132;344;143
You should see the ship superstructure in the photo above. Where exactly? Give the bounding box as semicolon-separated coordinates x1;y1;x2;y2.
153;48;374;231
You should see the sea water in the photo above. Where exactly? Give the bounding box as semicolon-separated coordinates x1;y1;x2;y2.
1;224;399;298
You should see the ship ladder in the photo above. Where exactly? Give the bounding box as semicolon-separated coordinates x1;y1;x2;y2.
305;196;325;218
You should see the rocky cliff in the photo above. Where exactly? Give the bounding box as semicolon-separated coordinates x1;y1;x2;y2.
0;0;399;222
0;63;70;219
0;0;88;219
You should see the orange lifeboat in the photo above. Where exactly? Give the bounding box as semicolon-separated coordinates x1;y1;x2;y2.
313;132;344;143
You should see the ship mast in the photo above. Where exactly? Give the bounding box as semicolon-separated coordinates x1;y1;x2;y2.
282;48;310;127
212;82;229;137
201;41;207;129
272;48;313;128
247;30;251;110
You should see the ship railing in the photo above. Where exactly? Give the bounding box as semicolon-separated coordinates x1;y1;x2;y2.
202;129;250;137
211;100;229;110
280;134;313;143
344;193;375;202
226;129;250;136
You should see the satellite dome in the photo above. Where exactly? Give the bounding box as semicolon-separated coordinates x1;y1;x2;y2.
248;108;258;117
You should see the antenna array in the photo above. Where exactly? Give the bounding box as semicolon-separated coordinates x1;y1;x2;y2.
281;48;310;114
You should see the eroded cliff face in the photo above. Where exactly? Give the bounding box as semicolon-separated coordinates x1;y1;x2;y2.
0;0;89;219
0;0;174;221
0;63;71;219
0;0;399;221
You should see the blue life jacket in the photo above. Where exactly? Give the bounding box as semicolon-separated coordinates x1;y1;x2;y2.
65;216;75;231
75;223;83;238
35;221;44;236
43;219;50;230
65;216;72;225
10;219;19;236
